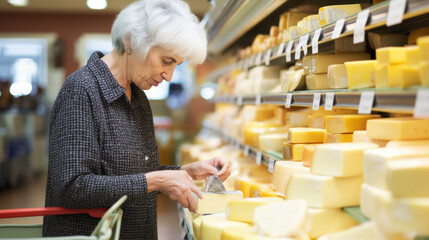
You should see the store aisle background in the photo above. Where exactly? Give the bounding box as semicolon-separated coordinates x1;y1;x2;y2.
0;174;182;240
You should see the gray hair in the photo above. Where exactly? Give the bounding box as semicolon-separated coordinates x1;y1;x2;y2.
111;0;207;65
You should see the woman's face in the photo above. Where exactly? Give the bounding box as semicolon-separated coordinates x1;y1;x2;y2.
128;46;184;90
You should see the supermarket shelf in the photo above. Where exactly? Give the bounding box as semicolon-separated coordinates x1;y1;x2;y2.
210;88;424;114
203;121;280;172
207;0;429;82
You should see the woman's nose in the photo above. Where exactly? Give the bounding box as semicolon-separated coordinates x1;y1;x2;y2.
161;71;173;82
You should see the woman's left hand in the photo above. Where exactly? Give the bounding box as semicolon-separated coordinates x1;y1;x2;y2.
181;157;231;182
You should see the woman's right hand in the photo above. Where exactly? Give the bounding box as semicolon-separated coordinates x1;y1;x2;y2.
146;170;203;212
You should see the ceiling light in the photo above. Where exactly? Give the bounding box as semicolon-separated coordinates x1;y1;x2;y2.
86;0;107;10
8;0;28;7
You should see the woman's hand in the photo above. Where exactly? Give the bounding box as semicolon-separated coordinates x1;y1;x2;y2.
181;157;231;182
146;170;202;212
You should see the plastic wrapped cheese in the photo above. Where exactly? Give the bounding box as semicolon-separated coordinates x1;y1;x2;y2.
318;4;362;26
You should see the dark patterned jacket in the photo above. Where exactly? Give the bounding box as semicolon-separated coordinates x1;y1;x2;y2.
43;52;180;239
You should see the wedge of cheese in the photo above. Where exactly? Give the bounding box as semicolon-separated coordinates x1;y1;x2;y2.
360;183;392;220
324;133;353;143
255;185;284;198
225;197;283;223
385;139;429;148
311;143;378;177
307;208;358;239
288;128;326;143
417;35;429;60
254;200;308;238
200;214;249;240
259;133;288;152
279;11;309;31
305;73;330;90
419;61;429;86
286;174;363;208
272;161;310;197
318;4;362;26
288;69;306;91
366;117;429;140
302;144;319;167
344;60;378;89
195;192;243;214
325;114;380;134
328;64;348;89
283;143;306;161
303;53;370;75
193;216;202;240
376;47;406;64
352;130;388;147
386;158;429;197
363;146;429;189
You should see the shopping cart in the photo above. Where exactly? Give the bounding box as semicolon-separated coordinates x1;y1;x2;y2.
0;195;127;240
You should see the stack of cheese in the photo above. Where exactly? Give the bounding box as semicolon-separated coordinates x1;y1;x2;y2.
323;114;380;143
283;127;326;161
418;36;429;86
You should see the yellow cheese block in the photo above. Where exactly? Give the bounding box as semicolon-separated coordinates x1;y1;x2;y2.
249;182;271;198
297;20;306;36
272;161;310;197
318;4;362;26
286;108;312;127
279;11;309;31
363;146;429;189
417;35;429;60
286;174;363;208
409;26;429;44
405;45;423;66
419;61;429;86
255;185;285;199
254;200;308;238
259;133;288;152
325;114;380;134
193;216;202;240
303;53;370;75
374;63;402;88
302;144;319;167
270;26;279;38
196;192;243;214
400;65;420;88
327;64;348;89
200;214;250;240
308;115;325;129
240;105;277;122
307;208;358;239
288;128;326;143
386;139;429;148
288;69;306;91
311;142;378;177
352;130;388;147
282;142;306;161
360;183;392;220
386;158;429;197
366;117;429;140
236;178;257;198
225;197;283;223
376;47;406;64
305;73;330;90
324;133;353;143
344;60;378;89
244;124;286;148
379;198;429;236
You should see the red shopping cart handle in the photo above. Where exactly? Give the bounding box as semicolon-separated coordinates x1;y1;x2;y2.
0;207;108;219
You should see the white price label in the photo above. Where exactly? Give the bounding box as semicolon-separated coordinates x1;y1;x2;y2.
265;49;272;65
256;52;263;65
256;152;262;166
312;93;321;110
301;34;309;56
325;92;335;111
250;55;256;66
244;145;250;156
237;95;243;105
235;140;240;149
256;94;262;106
354;9;370;44
358;91;375;114
387;0;407;27
312;28;322;54
286;40;294;62
294;40;302;60
414;89;429;118
277;42;286;56
243;58;249;70
332;18;345;39
285;93;293;108
268;158;275;173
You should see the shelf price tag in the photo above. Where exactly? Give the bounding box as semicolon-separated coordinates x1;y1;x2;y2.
256;52;263;65
387;0;407;27
285;93;293;108
332;18;345;39
354;9;370;44
294;40;302;60
277;42;286;56
414;89;429;118
312;28;322;54
256;94;262;106
244;145;250;156
256;152;262;166
358;91;375;114
286;40;294;62
235;140;241;149
268;158;275;173
312;93;321;110
237;95;243;105
301;34;310;56
265;49;272;65
325;92;335;111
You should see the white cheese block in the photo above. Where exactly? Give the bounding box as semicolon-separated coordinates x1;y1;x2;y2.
352;130;389;147
318;221;404;240
360;183;392;220
195;191;243;214
225;197;283;223
327;64;348;89
311;143;379;177
286;108;312;127
286;174;363;208
272;161;310;197
254;200;308;238
363;146;429;189
259;133;288;152
249;65;281;80
199;213;249;240
318;4;362;26
385;139;429;148
386;158;429;197
307;208;358;239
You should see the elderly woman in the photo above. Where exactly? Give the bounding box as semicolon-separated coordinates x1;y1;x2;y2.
43;0;231;239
